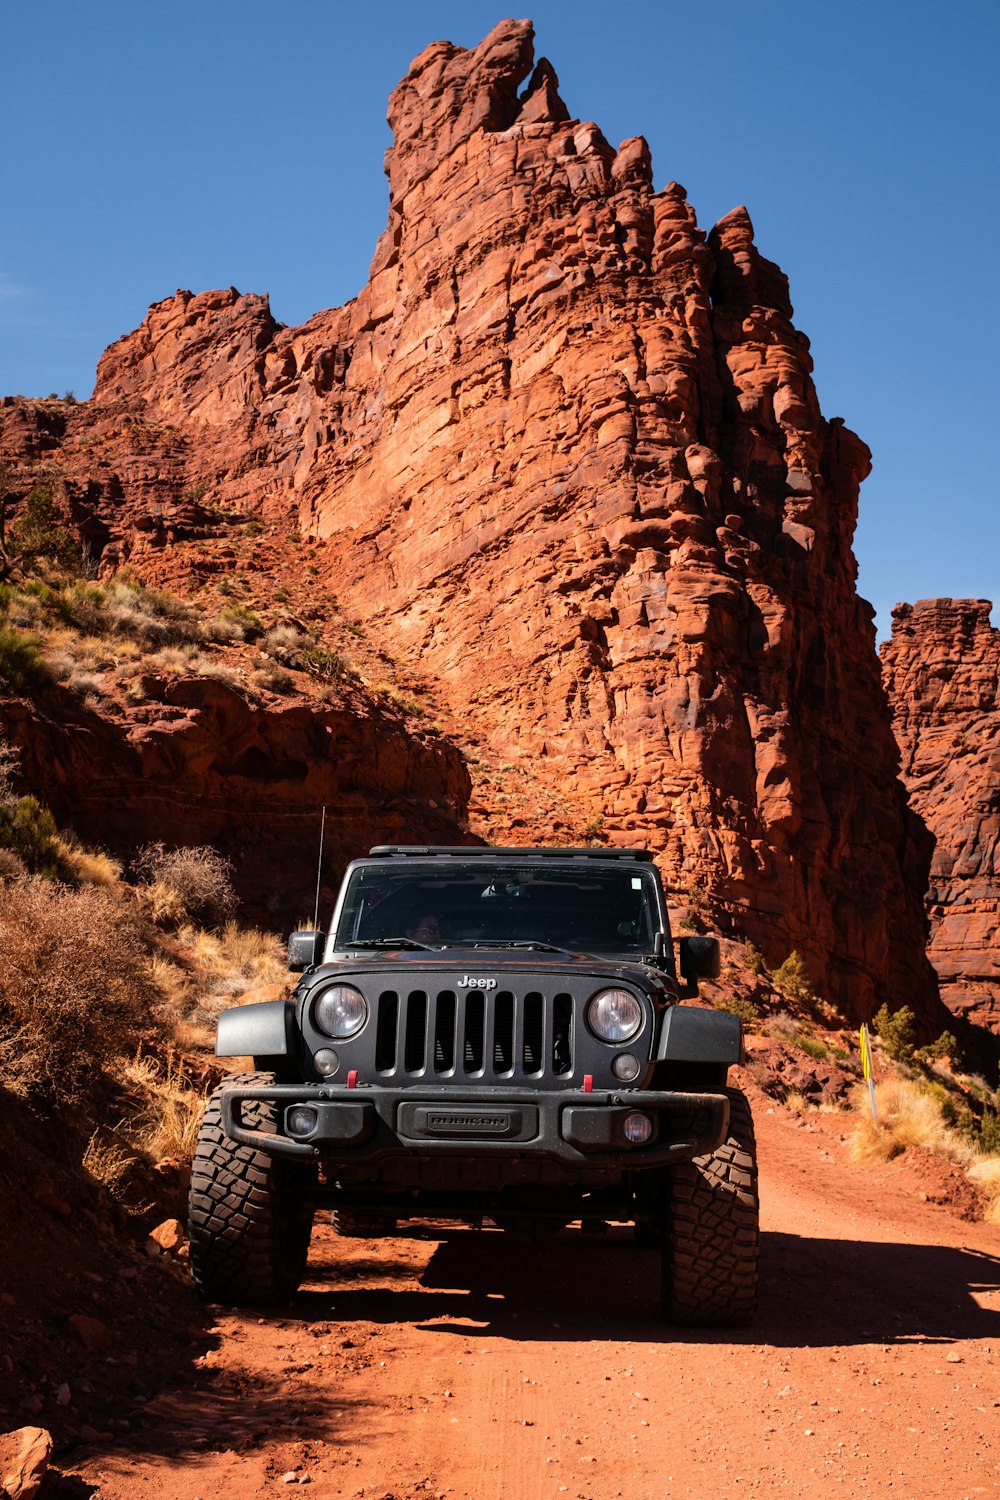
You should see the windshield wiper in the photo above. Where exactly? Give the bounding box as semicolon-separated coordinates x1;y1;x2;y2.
472;940;580;958
341;937;434;951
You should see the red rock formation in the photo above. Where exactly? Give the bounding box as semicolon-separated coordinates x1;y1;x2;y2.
0;20;947;1028
0;679;471;924
881;600;1000;1034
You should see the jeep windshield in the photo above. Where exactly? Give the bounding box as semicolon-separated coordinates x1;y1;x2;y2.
332;860;662;958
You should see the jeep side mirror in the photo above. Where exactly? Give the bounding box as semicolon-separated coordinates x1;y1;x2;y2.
678;934;721;995
288;930;324;972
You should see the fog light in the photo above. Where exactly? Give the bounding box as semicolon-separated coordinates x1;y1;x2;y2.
314;1048;340;1077
612;1054;641;1082
623;1111;653;1145
287;1105;319;1137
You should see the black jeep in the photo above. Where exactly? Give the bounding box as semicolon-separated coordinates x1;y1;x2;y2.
189;846;758;1325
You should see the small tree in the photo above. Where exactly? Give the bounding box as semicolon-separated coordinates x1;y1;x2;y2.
8;483;84;577
772;950;816;1005
872;1003;916;1062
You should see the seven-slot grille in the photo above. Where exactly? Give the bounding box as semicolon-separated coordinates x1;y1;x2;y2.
373;987;574;1084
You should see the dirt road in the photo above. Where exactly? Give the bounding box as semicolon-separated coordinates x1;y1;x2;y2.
72;1084;1000;1499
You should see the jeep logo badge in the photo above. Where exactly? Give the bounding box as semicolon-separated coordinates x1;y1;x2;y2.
459;975;497;990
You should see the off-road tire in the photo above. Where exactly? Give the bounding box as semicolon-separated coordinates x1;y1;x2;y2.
661;1087;759;1327
189;1072;315;1305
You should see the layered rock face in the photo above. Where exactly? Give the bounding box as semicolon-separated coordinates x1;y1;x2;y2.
0;20;946;1025
0;680;471;924
882;600;1000;1033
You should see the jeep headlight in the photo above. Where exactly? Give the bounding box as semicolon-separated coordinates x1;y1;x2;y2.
313;984;368;1039
586;987;642;1043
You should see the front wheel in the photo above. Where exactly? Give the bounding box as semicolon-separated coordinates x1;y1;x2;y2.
188;1072;315;1305
661;1087;759;1327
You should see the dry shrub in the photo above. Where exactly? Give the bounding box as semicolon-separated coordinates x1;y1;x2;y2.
0;848;27;881
0;738;21;804
82;1131;152;1215
117;1050;208;1160
251;662;294;695
0;878;157;1102
133;842;236;925
849;1077;961;1163
102;581;198;646
968;1159;1000;1224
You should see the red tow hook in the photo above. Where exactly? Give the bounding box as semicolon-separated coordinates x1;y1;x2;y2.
347;1069;358;1089
582;1074;593;1093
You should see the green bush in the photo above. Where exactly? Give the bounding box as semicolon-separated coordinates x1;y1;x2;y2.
0;795;61;877
796;1034;829;1061
716;995;760;1030
872;1002;916;1062
301;644;354;681
914;1031;960;1065
978;1110;1000;1154
0;628;51;692
772;950;816;1005
9;485;84;575
743;941;766;976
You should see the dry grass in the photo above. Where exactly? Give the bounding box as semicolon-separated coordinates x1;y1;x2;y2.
968;1159;1000;1224
848;1075;1000;1223
56;842;123;886
848;1078;957;1162
118;1050;208;1160
178;920;287;1030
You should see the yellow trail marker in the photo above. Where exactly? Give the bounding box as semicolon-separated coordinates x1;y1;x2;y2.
859;1022;877;1120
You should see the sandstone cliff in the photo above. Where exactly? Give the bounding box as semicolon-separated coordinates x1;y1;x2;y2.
0;673;471;925
0;19;946;1027
881;599;1000;1034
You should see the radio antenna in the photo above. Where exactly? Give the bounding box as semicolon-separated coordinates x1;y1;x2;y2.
312;806;327;932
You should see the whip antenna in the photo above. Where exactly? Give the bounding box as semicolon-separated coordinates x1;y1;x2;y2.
312;806;327;932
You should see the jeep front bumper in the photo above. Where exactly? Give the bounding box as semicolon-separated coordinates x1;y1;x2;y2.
219;1083;730;1170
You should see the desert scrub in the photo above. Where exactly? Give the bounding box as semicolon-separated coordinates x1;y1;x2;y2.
0;877;158;1102
117;1048;209;1160
849;1076;960;1162
133;842;237;926
0;626;52;692
212;602;263;642
743;941;766;976
0;794;62;877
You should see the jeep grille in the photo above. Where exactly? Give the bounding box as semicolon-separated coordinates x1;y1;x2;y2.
373;988;574;1083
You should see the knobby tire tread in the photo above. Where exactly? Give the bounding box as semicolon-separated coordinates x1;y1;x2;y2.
188;1071;314;1305
662;1086;759;1327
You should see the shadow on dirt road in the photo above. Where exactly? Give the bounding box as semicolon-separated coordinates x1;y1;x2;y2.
290;1225;1000;1347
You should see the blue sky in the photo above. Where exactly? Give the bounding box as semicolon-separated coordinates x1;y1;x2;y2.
2;0;997;636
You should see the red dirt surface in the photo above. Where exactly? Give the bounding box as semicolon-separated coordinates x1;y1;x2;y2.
45;1076;999;1500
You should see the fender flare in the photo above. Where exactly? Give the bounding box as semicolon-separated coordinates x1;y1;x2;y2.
656;1005;742;1065
216;999;296;1066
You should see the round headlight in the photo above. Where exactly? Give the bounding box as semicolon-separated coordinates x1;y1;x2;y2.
586;987;643;1043
313;984;368;1039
